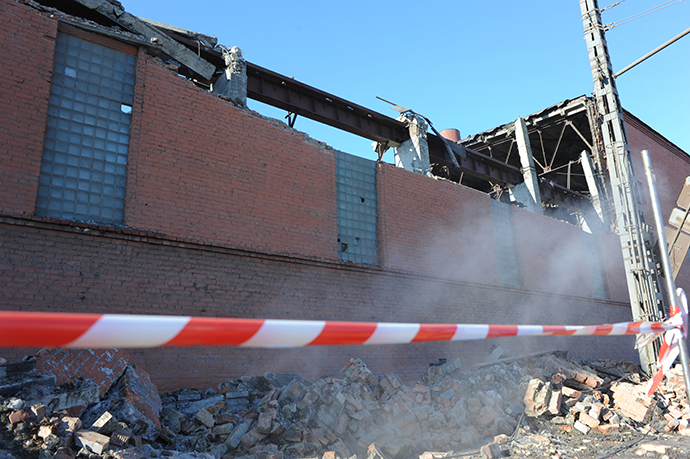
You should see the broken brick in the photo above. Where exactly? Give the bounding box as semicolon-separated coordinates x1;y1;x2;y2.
8;410;28;425
195;408;215;429
110;428;132;447
91;411;119;435
75;430;110;454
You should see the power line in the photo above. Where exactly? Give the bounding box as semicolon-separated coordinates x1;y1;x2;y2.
603;0;685;30
599;0;625;12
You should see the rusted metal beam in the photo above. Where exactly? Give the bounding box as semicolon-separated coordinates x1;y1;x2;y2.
245;63;409;146
427;135;522;185
538;180;589;209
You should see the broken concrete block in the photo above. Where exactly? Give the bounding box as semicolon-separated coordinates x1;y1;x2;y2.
211;46;247;107
18;377;99;412
209;443;228;459
160;407;185;433
573;420;590;435
225;419;252;448
256;408;276;434
196;408;215;429
213;421;235;437
178;394;225;416
91;411;119;435
110;428;132;447
0;370;56;397
240;425;268;449
75;430;110;454
37;424;55;439
177;388;203;401
278;378;309;406
81;365;162;441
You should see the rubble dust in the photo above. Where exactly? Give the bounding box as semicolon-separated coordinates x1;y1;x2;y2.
4;350;690;459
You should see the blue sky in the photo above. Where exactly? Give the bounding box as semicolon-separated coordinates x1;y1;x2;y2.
123;1;689;162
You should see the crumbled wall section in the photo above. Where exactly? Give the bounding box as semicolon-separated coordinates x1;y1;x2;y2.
35;348;129;396
125;58;337;260
0;0;56;215
491;200;521;287
335;150;378;264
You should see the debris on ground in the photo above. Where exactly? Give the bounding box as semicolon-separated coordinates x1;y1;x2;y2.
3;349;690;459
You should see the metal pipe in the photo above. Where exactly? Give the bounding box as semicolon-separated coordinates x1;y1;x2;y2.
642;150;690;401
615;26;690;78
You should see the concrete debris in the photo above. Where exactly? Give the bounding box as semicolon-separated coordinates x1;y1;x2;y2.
4;352;690;458
211;46;247;107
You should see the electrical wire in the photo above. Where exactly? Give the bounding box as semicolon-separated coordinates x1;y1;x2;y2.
603;0;684;30
599;0;625;12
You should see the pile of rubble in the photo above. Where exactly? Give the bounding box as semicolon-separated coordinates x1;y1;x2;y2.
155;356;525;459
3;348;690;459
521;355;690;436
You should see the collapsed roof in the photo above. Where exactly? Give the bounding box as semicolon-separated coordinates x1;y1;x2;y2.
31;0;620;226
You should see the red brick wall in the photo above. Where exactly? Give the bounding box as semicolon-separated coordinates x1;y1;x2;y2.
0;0;55;215
596;234;630;303
626;113;690;293
377;163;499;285
0;0;658;392
0;220;636;391
512;209;592;299
125;58;337;260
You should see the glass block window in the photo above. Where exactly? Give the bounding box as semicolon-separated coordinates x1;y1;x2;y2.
335;150;378;264
491;200;521;287
36;32;136;223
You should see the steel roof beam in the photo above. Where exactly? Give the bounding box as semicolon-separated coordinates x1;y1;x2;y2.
132;25;589;210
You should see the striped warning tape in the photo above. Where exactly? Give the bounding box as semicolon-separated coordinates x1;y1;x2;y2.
646;288;689;396
0;311;675;349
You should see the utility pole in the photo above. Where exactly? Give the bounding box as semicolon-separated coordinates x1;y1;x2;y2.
580;0;666;376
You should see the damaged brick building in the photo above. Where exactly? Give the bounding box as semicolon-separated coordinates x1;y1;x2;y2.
2;0;690;392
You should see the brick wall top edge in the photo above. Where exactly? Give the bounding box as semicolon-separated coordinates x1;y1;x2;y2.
624;110;690;165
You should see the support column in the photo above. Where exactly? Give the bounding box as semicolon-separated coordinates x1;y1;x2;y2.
393;112;432;177
579;150;609;234
511;118;543;215
211;46;247;107
581;0;665;375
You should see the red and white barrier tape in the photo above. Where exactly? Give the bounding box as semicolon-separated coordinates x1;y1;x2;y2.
0;310;675;349
646;288;689;396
